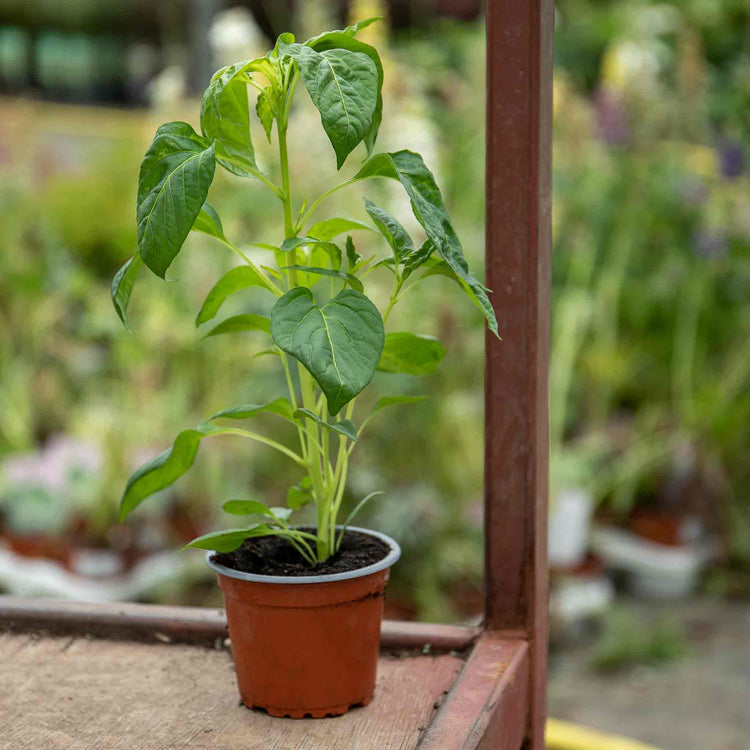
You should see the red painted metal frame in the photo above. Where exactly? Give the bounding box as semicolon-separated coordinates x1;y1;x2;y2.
484;0;553;747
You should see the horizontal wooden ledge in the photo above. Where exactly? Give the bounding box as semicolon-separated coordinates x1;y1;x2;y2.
0;596;480;652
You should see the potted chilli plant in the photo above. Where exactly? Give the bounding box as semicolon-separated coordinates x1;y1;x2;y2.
113;19;497;718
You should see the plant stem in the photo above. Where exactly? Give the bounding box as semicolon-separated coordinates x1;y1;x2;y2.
297;178;359;232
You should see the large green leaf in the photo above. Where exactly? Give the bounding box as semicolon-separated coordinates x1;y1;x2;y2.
355;150;498;335
307;217;373;241
202;314;271;338
137;122;216;278
120;425;224;520
305;30;384;154
279;42;378;168
377;332;446;375
196;266;274;326
111;254;143;331
293;408;358;442
200;62;257;177
363;198;413;262
207;398;294;422
271;287;384;415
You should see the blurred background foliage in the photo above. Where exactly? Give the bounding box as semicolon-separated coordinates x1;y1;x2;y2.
0;0;748;620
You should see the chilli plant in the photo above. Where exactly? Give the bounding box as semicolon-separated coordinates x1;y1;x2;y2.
113;19;497;564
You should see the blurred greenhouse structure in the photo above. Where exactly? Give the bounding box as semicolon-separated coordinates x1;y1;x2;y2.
0;0;747;630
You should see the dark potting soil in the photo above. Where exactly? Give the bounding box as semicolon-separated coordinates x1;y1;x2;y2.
211;528;390;577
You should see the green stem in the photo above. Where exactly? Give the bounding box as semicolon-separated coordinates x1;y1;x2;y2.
218;428;305;465
382;277;403;324
221;239;283;296
298;178;359;232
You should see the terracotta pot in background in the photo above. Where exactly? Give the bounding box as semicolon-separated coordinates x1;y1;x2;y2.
7;534;71;565
206;527;401;718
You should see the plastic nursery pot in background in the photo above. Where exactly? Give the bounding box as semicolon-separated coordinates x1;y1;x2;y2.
206;527;401;719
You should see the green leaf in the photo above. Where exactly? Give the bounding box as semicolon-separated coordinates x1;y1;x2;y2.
137;122;216;278
271;287;384;415
279;42;378;169
281;265;363;292
207;398;294;422
307;217;373;241
363;198;413;262
202;314;271;338
196;266;273;326
120;424;223;520
305;27;384;153
377;332;446;375
342;17;381;36
370;395;428;416
256;86;275;142
402;239;435;280
201;62;257;176
355;150;498;335
253;348;281;359
346;236;362;269
111;254;143;331
287;481;313;510
279;236;342;269
337;490;384;549
222;500;292;522
222;500;274;516
293;408;358;442
191;203;226;241
183;524;273;552
305;18;381;46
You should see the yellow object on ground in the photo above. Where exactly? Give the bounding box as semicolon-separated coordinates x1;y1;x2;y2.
546;718;662;750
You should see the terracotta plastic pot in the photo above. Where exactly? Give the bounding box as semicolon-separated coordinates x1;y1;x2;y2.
206;526;401;718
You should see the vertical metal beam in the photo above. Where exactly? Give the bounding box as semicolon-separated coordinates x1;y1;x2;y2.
484;1;552;747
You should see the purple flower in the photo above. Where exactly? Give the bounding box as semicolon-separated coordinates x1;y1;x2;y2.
691;228;728;259
594;87;630;146
717;138;745;179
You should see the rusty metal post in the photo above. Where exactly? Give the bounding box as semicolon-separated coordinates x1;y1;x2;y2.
484;1;553;747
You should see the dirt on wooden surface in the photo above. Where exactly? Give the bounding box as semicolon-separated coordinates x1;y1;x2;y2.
212;529;389;577
548;597;750;750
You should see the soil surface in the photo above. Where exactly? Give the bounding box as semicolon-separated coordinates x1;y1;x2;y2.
211;528;389;577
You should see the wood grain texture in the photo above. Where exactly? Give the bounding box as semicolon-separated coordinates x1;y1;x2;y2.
0;632;463;750
0;596;479;652
417;634;528;750
484;0;553;747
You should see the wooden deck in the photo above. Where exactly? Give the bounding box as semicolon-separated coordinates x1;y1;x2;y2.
0;598;529;750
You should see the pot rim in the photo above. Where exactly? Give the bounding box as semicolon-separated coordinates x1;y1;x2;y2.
205;525;401;585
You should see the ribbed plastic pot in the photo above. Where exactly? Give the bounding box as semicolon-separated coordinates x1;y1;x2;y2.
206;526;401;718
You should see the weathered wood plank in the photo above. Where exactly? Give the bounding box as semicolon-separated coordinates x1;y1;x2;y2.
484;0;553;747
0;633;463;750
0;596;478;651
417;633;528;749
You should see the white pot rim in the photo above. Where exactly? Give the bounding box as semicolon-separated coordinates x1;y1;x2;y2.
205;525;401;585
